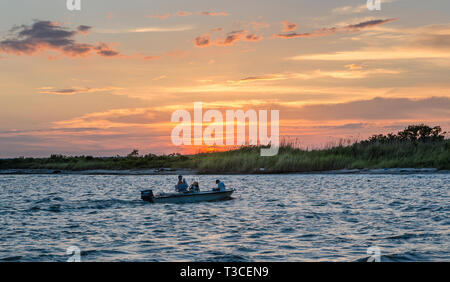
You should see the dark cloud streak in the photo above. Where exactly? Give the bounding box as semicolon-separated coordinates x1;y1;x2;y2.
0;20;120;58
275;18;397;39
194;29;262;47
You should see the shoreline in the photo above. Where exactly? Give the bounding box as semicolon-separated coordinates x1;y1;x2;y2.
0;168;448;175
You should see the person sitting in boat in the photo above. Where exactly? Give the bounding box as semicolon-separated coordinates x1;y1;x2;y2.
213;179;226;192
189;181;200;192
175;175;188;192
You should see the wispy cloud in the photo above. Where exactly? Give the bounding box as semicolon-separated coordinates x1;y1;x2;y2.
275;18;397;39
194;29;263;47
147;11;228;19
95;25;194;34
142;49;188;61
228;68;401;83
152;75;167;81
289;23;450;61
251;21;271;31
194;34;212;47
281;21;298;32
345;64;363;70
217;30;263;46
49;97;449;135
38;86;122;95
143;55;162;61
176;11;193;17
332;0;398;15
284;96;450;121
77;25;92;34
199;11;228;16
290;48;450;61
147;13;171;19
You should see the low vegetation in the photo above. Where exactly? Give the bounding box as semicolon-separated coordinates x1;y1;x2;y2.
1;124;449;173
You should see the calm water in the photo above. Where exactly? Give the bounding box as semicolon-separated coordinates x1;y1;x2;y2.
0;174;448;262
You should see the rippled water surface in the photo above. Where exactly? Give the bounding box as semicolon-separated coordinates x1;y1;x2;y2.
0;174;449;261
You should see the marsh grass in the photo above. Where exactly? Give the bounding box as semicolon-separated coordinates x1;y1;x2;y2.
1;140;448;173
1;125;449;173
190;139;450;173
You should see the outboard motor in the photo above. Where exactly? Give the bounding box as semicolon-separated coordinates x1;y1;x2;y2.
141;189;154;202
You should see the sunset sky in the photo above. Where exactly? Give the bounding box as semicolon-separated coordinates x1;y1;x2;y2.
1;0;449;157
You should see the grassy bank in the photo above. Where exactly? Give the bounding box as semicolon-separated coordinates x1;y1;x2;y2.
190;139;450;173
1;125;449;173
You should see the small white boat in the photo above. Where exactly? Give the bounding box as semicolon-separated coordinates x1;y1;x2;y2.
141;189;235;204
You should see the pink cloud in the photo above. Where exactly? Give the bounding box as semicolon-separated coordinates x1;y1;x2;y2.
176;11;192;16
194;30;263;47
194;34;212;47
147;11;228;19
147;13;171;19
281;21;298;32
199;11;228;16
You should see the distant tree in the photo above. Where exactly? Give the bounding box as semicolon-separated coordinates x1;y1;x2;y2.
367;134;387;143
127;149;139;158
363;124;446;144
397;124;445;142
50;154;65;160
144;153;157;159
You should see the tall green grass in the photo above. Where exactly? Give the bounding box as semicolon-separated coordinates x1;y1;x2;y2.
190;139;450;173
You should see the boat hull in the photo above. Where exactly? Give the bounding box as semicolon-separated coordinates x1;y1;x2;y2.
141;189;234;204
